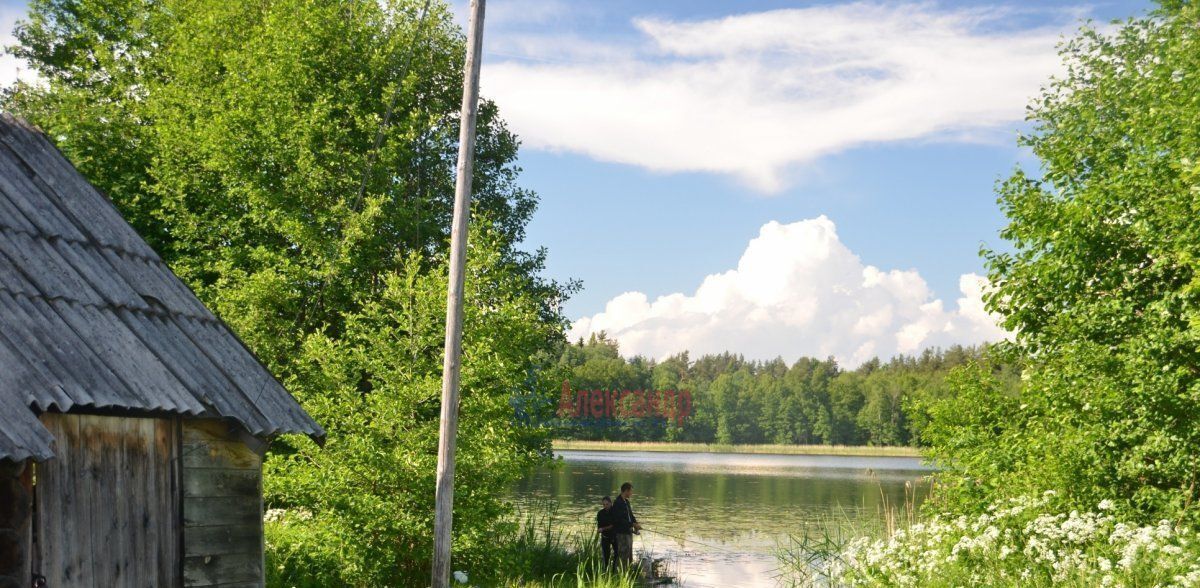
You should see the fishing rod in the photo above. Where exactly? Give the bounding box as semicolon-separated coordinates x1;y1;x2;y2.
633;530;736;588
638;527;742;554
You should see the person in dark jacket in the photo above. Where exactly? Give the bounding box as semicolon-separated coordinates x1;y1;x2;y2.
610;482;641;568
596;496;616;569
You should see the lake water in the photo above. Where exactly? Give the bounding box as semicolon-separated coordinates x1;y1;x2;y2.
512;450;932;587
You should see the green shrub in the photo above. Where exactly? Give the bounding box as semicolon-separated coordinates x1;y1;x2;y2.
925;2;1200;524
265;510;351;588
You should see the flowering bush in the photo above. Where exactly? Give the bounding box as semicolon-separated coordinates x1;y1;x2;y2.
822;494;1200;587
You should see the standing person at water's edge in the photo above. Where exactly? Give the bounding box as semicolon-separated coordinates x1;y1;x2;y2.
596;496;617;569
611;482;642;568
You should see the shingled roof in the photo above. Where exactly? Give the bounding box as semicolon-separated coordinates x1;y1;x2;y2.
0;114;323;461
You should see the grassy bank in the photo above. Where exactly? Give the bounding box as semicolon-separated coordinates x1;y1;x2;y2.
553;440;922;458
266;503;643;588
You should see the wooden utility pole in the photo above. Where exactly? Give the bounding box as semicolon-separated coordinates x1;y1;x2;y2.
431;1;485;587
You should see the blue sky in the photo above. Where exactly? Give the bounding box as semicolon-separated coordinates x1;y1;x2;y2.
522;133;1021;319
470;0;1153;364
0;0;1156;365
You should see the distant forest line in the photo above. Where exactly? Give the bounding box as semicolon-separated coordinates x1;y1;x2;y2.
554;334;1018;447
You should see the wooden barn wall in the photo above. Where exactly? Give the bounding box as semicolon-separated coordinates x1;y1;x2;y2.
34;413;181;588
181;420;264;588
0;459;32;588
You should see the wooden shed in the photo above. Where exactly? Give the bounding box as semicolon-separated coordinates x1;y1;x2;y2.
0;114;324;588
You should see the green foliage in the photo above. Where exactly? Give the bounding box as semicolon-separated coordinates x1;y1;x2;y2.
7;0;571;585
266;502;641;588
265;233;564;585
265;511;347;588
917;360;1030;512
556;337;1010;447
928;3;1200;524
6;0;542;363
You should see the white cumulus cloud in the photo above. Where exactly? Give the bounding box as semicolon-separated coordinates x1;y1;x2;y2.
568;217;1008;367
0;5;33;89
482;2;1077;191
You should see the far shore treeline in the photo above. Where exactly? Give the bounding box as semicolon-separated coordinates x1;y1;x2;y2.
553;334;1017;447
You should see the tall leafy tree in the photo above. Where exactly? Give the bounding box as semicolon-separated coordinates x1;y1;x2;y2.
6;0;570;584
925;2;1200;522
9;0;544;366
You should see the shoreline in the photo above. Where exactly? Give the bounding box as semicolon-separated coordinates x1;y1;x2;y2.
552;440;923;458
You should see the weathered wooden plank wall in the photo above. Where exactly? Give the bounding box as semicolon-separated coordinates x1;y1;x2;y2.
35;413;181;588
0;458;33;588
181;420;264;588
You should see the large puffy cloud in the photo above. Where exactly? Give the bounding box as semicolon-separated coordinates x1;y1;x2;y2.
482;2;1076;191
569;217;1007;366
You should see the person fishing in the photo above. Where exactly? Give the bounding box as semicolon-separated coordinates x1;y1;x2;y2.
596;496;616;569
609;481;641;568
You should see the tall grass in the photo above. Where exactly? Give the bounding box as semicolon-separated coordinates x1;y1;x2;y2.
503;557;642;588
497;502;643;588
265;503;645;588
776;475;925;586
553;440;922;458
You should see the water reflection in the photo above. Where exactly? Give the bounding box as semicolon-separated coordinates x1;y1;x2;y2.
512;450;931;587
